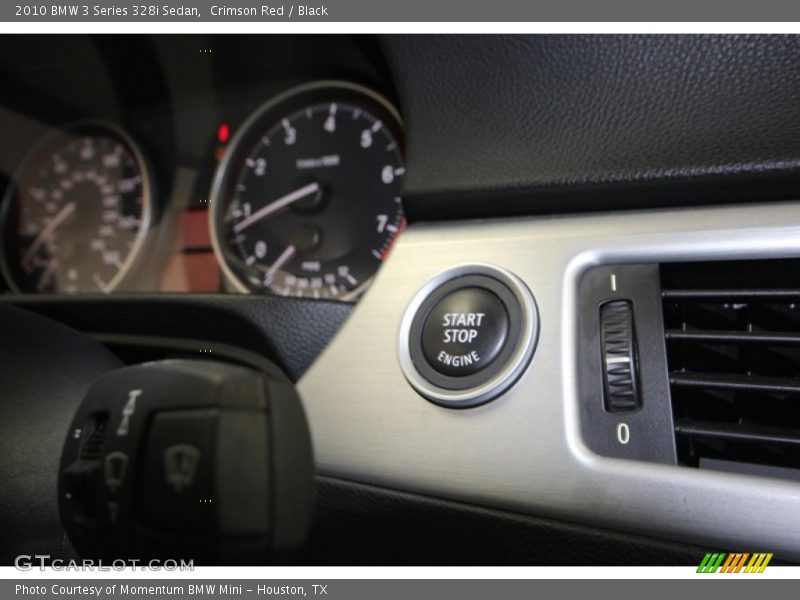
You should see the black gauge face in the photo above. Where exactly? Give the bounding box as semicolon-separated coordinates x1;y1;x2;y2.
0;123;151;293
211;82;405;300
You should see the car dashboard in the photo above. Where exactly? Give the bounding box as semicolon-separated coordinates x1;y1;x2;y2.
4;34;800;566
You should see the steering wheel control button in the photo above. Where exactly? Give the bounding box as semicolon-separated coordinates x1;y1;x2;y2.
421;287;509;377
141;409;216;535
399;265;539;409
58;359;315;563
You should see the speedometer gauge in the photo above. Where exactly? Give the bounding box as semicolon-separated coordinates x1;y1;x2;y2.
0;121;152;293
210;81;405;300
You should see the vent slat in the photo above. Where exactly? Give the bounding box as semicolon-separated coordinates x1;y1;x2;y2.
663;288;800;301
669;372;800;395
661;259;800;474
674;419;800;447
665;330;800;346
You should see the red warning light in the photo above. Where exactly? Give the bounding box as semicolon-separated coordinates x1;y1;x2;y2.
217;123;230;144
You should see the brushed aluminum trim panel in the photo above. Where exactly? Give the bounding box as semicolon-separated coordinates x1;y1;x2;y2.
298;201;800;558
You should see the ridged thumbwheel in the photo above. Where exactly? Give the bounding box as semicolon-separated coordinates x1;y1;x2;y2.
600;300;640;412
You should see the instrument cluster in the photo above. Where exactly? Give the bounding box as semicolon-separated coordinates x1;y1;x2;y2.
0;81;406;301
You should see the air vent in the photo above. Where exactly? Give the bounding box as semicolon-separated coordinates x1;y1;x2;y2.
661;259;800;476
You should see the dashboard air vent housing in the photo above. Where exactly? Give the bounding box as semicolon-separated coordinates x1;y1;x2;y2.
661;258;800;475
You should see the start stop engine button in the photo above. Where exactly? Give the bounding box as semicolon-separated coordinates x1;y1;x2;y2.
399;265;539;409
421;287;509;377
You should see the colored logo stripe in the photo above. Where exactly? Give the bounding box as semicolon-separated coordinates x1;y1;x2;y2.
697;552;773;573
697;553;726;573
720;553;749;573
745;553;773;573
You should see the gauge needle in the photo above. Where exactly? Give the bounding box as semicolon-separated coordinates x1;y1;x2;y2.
233;182;320;234
21;201;76;267
35;259;58;292
264;245;296;284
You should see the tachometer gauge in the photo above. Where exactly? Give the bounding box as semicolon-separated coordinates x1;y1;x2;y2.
0;121;152;293
210;81;405;300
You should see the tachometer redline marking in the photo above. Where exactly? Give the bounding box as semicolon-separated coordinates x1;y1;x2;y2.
380;218;406;261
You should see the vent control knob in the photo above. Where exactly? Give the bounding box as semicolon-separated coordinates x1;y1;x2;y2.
600;300;640;412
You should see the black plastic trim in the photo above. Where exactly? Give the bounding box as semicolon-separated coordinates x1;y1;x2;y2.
577;264;677;464
0;294;353;382
307;476;722;566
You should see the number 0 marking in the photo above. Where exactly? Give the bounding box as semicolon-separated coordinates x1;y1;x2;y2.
616;422;630;445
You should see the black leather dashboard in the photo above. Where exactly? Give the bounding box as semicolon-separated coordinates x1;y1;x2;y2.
383;35;800;220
